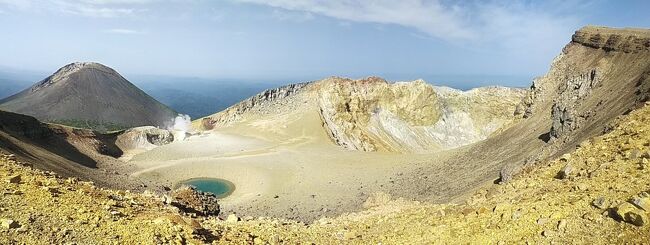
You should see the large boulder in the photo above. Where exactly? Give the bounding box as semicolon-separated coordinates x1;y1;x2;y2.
614;202;648;226
171;185;220;216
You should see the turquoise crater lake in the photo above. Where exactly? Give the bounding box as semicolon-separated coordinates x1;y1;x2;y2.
177;178;235;198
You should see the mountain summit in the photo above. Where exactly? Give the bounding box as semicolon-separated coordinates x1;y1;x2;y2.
0;62;176;131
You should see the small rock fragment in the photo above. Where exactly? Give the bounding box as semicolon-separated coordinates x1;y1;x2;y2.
558;164;573;179
1;219;20;230
343;230;358;240
461;208;475;216
641;151;650;159
226;214;239;223
626;211;647;226
499;166;512;184
511;210;522;220
631;197;650;211
162;195;172;205
253;237;265;244
575;183;588;191
269;234;281;244
629;149;641;160
6;175;21;184
363;192;391;208
560;154;571;162
493;203;508;213
614;202;636;219
592;197;607;209
7;190;22;195
557;219;567;231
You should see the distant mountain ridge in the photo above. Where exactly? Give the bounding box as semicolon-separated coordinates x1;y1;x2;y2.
0;62;177;132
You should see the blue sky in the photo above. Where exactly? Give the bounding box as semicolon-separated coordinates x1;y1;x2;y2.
0;0;648;87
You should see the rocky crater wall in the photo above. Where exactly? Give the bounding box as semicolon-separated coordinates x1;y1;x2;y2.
316;77;525;153
200;82;310;130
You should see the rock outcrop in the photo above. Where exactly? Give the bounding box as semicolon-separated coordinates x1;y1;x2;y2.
200;83;309;130
549;69;601;140
571;26;650;53
115;126;174;152
171;185;220;216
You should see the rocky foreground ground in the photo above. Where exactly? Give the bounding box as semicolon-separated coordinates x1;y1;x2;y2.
2;103;650;243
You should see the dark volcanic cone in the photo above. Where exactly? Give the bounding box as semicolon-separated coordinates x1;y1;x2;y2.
0;62;176;131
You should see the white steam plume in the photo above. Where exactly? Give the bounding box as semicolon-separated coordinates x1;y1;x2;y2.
166;114;193;142
171;114;192;132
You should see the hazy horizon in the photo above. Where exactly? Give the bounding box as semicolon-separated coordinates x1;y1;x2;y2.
0;63;533;118
1;1;649;88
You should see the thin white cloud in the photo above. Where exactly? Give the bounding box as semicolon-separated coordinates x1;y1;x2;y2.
54;0;145;18
0;0;150;18
236;0;475;40
234;0;580;47
104;28;142;34
0;0;34;10
271;9;314;22
0;0;30;7
59;6;137;18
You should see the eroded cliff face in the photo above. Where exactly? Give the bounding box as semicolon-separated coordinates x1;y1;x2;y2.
200;76;525;153
549;69;601;139
521;26;650;144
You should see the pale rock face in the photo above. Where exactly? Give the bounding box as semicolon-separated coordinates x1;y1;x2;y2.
317;77;526;152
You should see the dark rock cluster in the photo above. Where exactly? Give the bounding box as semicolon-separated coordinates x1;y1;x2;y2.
171;185;220;216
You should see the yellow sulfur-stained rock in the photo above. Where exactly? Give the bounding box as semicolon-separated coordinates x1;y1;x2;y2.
614;202;648;226
631;197;650;211
1;219;20;230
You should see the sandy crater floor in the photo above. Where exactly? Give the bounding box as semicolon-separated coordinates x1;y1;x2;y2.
126;108;443;221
